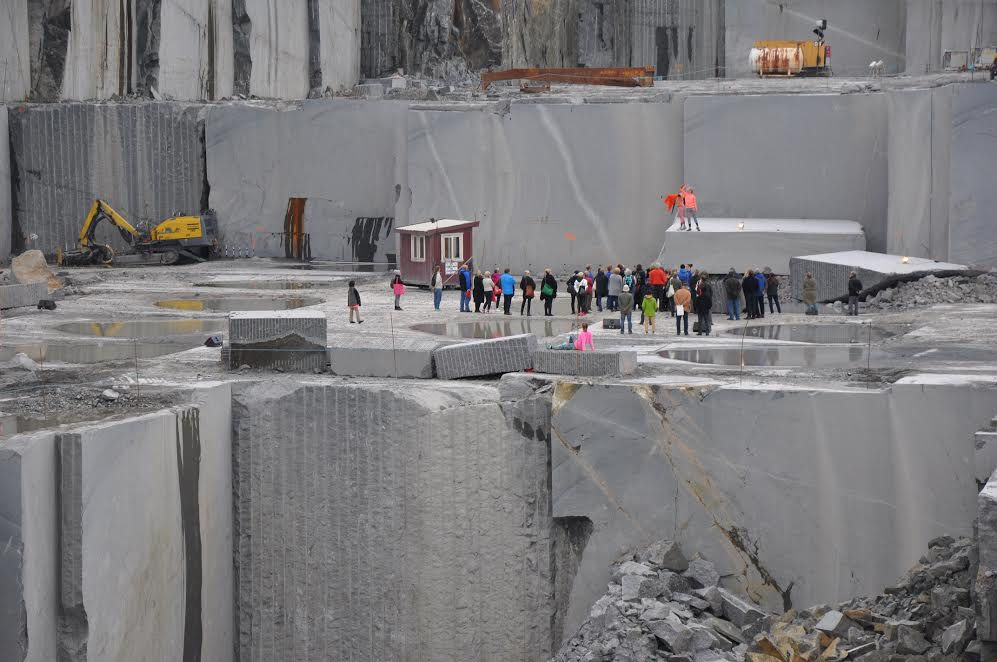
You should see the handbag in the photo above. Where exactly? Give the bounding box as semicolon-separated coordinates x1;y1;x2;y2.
666;284;675;298
541;283;554;298
526;285;535;297
393;282;405;296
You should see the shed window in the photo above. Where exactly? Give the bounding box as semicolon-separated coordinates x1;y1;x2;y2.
442;233;463;261
411;234;426;262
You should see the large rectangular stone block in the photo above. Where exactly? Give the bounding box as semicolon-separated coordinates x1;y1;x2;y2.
533;349;637;377
228;310;327;372
789;250;969;302
231;379;553;660
433;333;537;379
978;468;997;643
328;334;452;379
0;282;47;309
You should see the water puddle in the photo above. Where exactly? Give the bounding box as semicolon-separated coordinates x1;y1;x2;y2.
660;346;892;368
56;319;226;338
0;412;115;439
727;324;897;344
412;318;585;339
194;280;337;290
0;340;204;364
155;296;320;312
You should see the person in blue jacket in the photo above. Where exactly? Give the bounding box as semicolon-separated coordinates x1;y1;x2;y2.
753;269;767;318
499;268;517;315
458;264;472;312
678;264;691;287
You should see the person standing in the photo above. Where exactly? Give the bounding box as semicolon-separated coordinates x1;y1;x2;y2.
668;270;683;318
647;263;666;312
520;270;536;316
678;264;691;288
684;186;700;231
607;267;623;312
472;269;485;312
753;269;767;318
724;269;742;320
391;270;405;311
742;269;757;319
676;187;687;230
618;285;634;334
500;268;516;315
765;269;782;314
491;268;502;310
348;280;363;323
482;271;494;312
803;272;818;315
458;264;472;312
641;293;658;334
634;264;646;323
695;274;713;335
594;267;608;312
574;272;590;316
674;283;691;336
541;268;558;316
566;272;579;314
431;265;444;310
847;271;863;316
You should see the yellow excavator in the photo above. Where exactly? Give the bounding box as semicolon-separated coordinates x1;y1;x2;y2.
60;199;219;267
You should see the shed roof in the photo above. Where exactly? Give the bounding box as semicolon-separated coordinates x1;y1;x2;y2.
395;219;480;234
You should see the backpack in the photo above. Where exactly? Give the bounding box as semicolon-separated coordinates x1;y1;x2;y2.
623;274;634;289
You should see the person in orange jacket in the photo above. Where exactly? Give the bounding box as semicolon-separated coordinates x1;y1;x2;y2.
683;186;700;231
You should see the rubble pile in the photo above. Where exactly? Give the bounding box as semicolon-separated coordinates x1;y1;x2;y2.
866;273;997;310
553;535;979;662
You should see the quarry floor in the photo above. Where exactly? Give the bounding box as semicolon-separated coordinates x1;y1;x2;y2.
3;258;997;426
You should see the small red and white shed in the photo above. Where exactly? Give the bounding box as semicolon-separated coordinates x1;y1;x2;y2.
395;218;480;286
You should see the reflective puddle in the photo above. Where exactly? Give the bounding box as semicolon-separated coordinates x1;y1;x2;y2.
155;296;320;312
195;280;337;290
56;319;226;338
0;340;205;364
727;324;897;344
412;318;585;339
660;346;892;368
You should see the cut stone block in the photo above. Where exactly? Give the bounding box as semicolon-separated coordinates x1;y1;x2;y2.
789;250;969;303
328;334;453;379
0;282;47;309
230;379;553;660
976;431;997;485
432;333;537;379
602;318;620;329
532;349;637;377
228;310;327;372
978;468;997;642
657;218;866;275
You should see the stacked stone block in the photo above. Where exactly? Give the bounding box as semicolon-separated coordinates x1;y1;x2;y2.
433;333;537;379
328;334;452;378
533;349;637;377
0;282;47;309
228;310;327;372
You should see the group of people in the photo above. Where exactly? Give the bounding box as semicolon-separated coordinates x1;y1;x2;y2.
446;264;560;316
720;268;782;321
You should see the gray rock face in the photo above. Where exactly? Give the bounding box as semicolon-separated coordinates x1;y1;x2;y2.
940;618;972;655
231;379;553;661
228;311;327;372
717;588;766;628
640;540;689;572
684;559;720;588
814;610;857;638
978;468;997;642
896;624;931;655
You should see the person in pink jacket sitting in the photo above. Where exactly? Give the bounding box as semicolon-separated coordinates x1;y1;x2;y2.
574;323;595;351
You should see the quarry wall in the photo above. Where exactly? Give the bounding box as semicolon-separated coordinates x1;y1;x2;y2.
230;379;554;661
5;81;996;268
0;384;233;662
550;378;997;642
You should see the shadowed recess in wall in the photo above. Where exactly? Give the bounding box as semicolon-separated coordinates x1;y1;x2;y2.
176;410;203;662
351;216;394;269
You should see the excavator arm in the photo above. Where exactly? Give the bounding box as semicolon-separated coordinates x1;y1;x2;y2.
79;199;143;248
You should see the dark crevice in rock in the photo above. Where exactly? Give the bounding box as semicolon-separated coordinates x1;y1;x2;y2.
135;0;162;95
307;0;322;93
232;0;252;95
552;516;594;648
31;1;72;101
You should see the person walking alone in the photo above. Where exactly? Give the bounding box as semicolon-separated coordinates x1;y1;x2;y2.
847;271;863;316
618;285;634;334
347;280;363;323
431;265;444;310
540;268;557;316
803;272;818;315
765;269;781;314
724;269;742;320
520;270;536;316
674;283;691;336
472;269;485;312
391;270;405;311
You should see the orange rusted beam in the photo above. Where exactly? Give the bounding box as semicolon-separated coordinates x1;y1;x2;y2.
482;66;656;90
